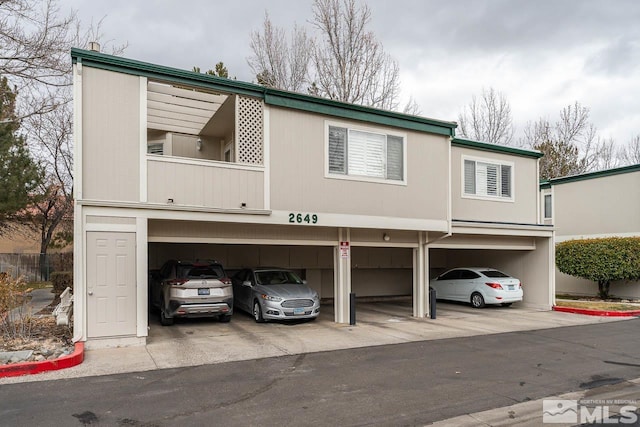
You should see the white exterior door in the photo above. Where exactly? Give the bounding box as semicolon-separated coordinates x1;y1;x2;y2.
87;232;137;338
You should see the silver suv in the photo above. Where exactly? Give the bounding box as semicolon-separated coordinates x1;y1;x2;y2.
149;260;233;326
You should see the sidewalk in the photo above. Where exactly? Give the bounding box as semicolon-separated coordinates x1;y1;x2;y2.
429;377;640;426
7;287;54;319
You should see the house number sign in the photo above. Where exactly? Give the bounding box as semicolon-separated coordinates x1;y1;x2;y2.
288;213;318;224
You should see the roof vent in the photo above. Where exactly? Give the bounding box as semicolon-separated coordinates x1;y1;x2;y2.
88;41;101;52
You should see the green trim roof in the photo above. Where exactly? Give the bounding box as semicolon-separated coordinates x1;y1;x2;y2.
540;163;640;188
452;138;543;159
71;48;457;137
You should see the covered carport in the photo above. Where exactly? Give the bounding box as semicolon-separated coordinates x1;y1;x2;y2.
428;226;555;309
147;220;429;327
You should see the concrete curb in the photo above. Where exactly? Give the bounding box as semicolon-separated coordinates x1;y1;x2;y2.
553;305;640;317
0;342;84;378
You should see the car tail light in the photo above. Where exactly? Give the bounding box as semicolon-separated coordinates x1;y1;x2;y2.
169;279;188;286
485;282;503;290
519;282;522;289
220;277;232;285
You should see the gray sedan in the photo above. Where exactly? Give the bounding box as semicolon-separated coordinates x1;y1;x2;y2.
232;268;320;322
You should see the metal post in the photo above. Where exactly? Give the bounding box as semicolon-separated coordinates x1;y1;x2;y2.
349;292;356;325
429;287;437;319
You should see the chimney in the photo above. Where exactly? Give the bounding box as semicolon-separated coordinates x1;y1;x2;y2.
88;41;101;52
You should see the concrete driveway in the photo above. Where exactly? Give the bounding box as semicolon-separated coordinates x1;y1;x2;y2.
0;299;628;385
142;299;623;369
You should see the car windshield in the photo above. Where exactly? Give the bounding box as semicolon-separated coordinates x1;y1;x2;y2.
481;270;510;278
178;265;225;279
255;270;303;285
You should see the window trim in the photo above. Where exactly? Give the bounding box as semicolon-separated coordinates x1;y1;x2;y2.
461;155;515;202
324;121;407;186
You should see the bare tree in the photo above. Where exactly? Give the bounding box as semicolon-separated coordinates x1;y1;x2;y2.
522;102;611;179
248;12;312;92
1;0;125;265
457;87;515;145
310;0;400;110
402;96;422;116
0;0;75;119
619;135;640;165
592;137;622;170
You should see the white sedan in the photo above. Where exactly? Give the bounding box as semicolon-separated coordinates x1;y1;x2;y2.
430;267;523;308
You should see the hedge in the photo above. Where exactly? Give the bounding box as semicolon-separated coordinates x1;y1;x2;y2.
556;237;640;298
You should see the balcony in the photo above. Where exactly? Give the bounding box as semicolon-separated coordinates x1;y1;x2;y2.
147;156;264;210
145;80;266;211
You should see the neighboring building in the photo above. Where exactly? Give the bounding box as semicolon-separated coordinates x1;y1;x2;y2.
540;164;640;298
72;48;553;347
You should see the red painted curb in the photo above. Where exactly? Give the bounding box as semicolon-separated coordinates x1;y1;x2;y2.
553;306;640;317
0;342;84;378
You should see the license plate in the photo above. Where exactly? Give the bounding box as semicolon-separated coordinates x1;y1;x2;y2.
293;307;305;315
198;288;210;296
508;285;515;290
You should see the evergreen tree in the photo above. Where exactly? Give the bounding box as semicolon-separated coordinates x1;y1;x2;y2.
0;76;42;230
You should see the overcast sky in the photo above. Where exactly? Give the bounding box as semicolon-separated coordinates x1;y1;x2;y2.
60;0;640;146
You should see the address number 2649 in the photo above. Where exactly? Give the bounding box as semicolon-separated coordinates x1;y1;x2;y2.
288;213;318;224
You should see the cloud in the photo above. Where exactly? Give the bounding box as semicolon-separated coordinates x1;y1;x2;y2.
60;0;640;144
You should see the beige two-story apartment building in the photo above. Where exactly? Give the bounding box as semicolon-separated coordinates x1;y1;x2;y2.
541;164;640;298
72;48;553;347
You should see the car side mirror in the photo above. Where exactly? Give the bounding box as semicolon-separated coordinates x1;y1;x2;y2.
242;280;252;287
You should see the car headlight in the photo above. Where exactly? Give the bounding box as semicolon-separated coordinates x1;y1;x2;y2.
312;293;319;301
261;294;282;302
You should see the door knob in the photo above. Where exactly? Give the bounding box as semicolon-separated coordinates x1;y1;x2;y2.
88;291;93;295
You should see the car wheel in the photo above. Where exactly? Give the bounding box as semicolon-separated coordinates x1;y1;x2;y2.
160;307;174;326
501;302;513;307
471;292;485;309
219;314;231;323
253;300;265;323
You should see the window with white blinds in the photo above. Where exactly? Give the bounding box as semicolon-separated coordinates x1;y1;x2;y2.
463;158;513;200
328;125;405;182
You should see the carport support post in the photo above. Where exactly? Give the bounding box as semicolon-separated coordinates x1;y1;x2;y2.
413;232;429;318
334;228;351;324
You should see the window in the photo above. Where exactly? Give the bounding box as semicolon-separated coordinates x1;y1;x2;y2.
459;270;481;280
438;270;461;280
147;143;163;155
463;157;513;200
328;125;404;182
544;194;552;219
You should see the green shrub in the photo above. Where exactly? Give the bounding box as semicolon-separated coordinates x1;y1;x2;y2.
556;237;640;299
50;271;73;297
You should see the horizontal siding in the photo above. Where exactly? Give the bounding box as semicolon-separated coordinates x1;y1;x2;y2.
451;146;538;224
268;107;449;222
147;159;264;209
553;171;640;236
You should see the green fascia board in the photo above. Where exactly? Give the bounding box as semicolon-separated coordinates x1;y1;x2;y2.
452;137;543;159
264;92;456;136
539;180;551;189
541;163;640;188
71;48;457;137
71;48;265;97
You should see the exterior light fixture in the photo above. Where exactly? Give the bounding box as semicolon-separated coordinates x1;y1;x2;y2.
383;233;390;241
196;138;202;151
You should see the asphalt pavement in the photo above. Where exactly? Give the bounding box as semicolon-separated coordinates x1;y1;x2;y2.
1;318;639;426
